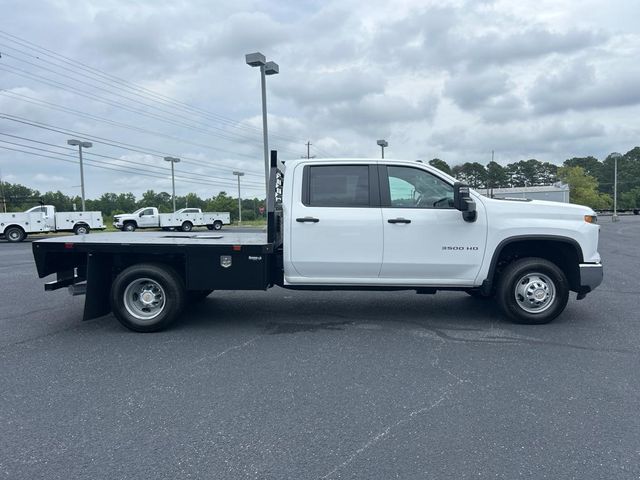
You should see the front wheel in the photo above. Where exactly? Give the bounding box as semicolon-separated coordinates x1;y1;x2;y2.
497;257;569;324
181;221;193;232
123;222;136;232
110;263;186;332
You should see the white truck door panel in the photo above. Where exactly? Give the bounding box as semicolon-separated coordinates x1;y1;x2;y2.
379;164;487;284
139;208;158;227
287;163;383;280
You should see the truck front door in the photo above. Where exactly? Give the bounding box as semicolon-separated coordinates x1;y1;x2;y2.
379;164;487;285
139;208;158;228
287;163;383;282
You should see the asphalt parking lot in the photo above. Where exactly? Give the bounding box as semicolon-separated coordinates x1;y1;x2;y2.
1;220;639;480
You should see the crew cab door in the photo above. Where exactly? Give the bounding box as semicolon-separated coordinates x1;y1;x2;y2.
286;163;383;282
379;164;487;285
138;208;158;227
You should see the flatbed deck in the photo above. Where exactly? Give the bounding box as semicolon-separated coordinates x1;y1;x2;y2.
35;230;270;247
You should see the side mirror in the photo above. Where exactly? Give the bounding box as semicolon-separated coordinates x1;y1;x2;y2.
139;212;144;217
453;182;477;222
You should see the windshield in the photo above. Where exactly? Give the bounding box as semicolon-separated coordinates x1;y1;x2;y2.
132;208;145;215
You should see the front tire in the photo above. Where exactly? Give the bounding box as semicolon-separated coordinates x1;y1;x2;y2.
5;226;25;243
497;257;569;324
123;222;136;232
181;221;193;232
110;263;185;332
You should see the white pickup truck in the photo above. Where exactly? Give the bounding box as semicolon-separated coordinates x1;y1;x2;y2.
113;207;230;232
1;205;104;243
33;154;603;332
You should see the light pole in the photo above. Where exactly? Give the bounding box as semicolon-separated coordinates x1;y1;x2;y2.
67;139;92;211
164;156;181;212
233;171;245;224
611;152;622;222
245;52;279;211
377;139;388;159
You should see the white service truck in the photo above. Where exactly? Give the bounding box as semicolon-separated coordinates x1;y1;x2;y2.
33;154;603;332
113;207;230;232
1;205;104;243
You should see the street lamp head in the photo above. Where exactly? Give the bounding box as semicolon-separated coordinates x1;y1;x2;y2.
245;52;266;67
264;61;279;75
164;156;180;163
610;152;622;159
377;139;388;147
68;139;92;148
232;171;245;176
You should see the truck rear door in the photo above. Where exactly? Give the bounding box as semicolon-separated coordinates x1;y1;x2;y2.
287;163;383;281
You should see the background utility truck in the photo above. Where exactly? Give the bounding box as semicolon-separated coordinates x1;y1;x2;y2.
113;207;230;232
33;152;603;332
1;205;104;243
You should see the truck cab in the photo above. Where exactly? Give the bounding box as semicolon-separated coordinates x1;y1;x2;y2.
113;207;159;231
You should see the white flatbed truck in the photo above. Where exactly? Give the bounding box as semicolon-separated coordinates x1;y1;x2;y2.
33;152;603;332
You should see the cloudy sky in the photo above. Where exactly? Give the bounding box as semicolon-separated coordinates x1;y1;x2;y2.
1;0;639;200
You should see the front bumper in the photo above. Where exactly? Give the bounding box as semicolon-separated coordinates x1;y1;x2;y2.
113;222;123;229
578;263;603;294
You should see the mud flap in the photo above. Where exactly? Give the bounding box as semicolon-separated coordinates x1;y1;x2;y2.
83;254;112;321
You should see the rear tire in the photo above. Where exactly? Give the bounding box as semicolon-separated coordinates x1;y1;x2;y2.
73;224;90;235
5;226;25;243
497;257;569;324
181;221;193;232
110;263;185;332
213;221;223;231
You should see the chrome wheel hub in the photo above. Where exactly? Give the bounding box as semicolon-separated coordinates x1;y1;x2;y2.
123;278;166;322
514;273;556;314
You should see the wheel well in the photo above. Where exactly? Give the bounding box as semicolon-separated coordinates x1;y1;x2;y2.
488;238;582;292
123;220;137;226
111;254;186;285
3;224;25;234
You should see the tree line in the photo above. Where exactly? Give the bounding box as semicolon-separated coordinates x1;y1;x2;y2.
0;184;265;222
429;146;640;210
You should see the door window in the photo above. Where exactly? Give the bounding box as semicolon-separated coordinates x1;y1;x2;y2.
386;166;454;209
142;208;155;216
304;165;370;207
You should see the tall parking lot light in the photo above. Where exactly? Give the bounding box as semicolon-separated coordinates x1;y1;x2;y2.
377;139;388;159
164;156;181;212
245;52;279;212
233;171;245;224
67;139;92;211
611;152;622;222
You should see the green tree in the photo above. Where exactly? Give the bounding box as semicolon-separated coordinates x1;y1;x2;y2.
452;162;487;188
557;166;612;209
486;161;508;189
428;158;452;175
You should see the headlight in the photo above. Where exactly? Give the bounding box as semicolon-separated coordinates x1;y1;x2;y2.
584;215;597;224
